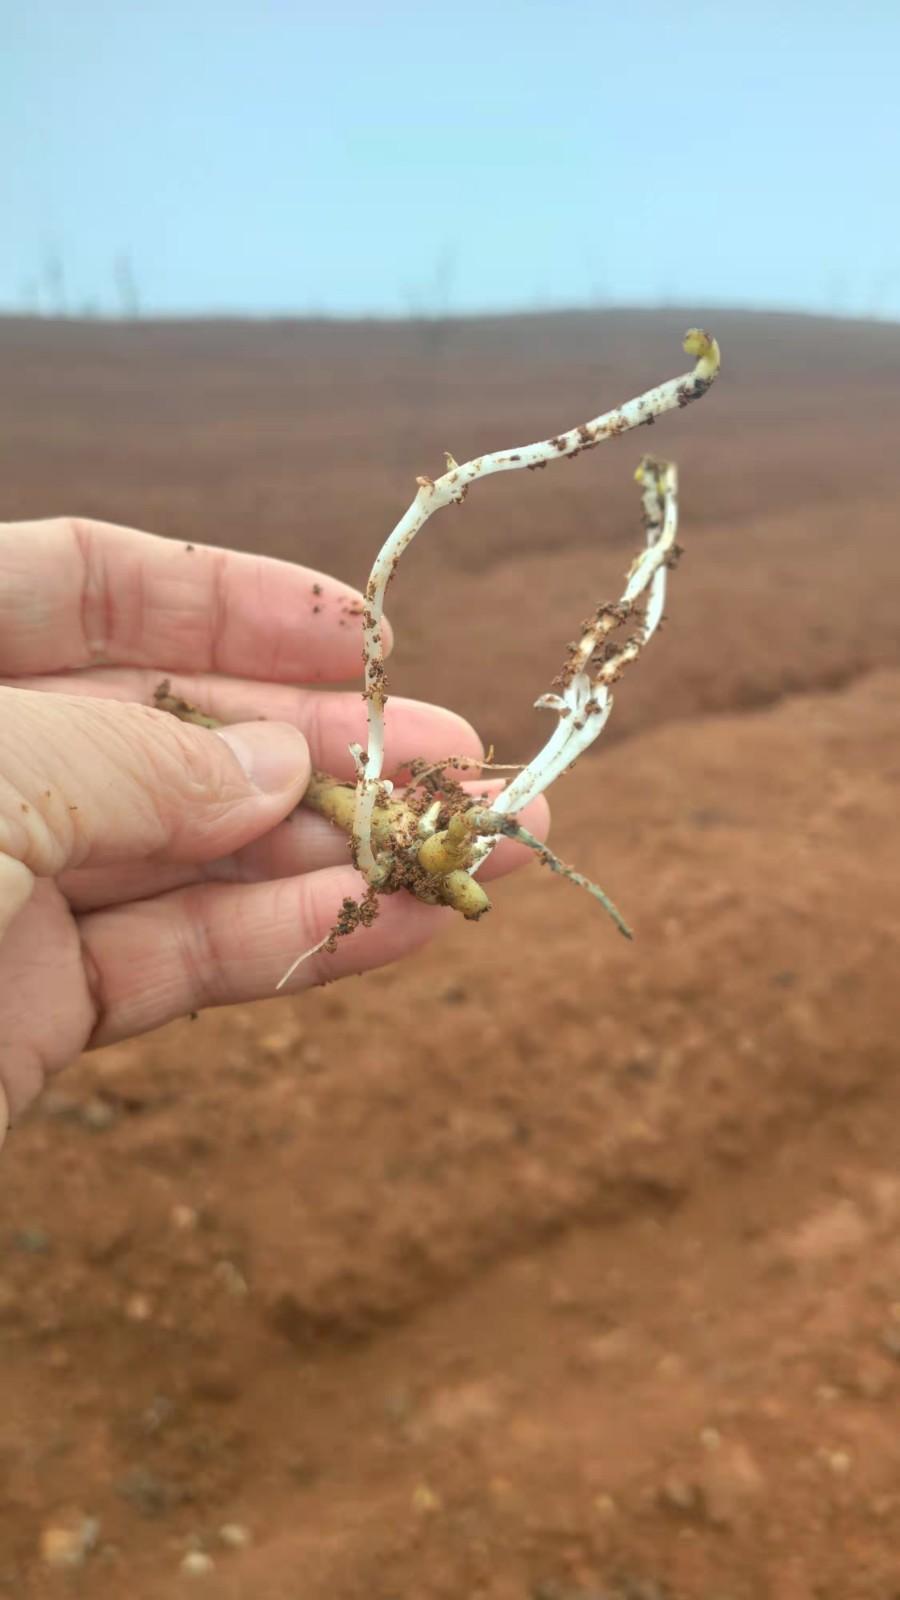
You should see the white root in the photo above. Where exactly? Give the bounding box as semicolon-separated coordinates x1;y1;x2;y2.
468;455;678;872
275;930;336;991
351;330;720;881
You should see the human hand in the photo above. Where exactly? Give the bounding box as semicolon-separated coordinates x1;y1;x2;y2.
0;517;547;1143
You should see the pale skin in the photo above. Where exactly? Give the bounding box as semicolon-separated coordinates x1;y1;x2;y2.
0;517;548;1151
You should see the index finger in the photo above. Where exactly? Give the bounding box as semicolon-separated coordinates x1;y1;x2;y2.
0;517;387;683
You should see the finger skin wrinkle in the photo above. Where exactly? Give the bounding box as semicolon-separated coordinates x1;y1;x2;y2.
71;517;115;664
267;618;312;686
302;691;337;774
184;874;318;1010
78;929;105;1046
172;883;222;1013
123;704;261;863
209;546;231;677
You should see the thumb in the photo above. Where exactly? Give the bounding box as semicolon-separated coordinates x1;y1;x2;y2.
0;687;310;888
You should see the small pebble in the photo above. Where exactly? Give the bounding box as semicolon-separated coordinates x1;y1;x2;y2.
180;1550;215;1576
40;1518;99;1570
170;1204;199;1231
81;1098;116;1132
411;1484;441;1515
218;1522;251;1548
125;1292;153;1323
41;1528;85;1571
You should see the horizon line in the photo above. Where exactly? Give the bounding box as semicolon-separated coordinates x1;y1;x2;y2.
2;301;899;332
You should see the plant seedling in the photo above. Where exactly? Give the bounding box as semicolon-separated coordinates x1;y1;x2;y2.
156;329;720;987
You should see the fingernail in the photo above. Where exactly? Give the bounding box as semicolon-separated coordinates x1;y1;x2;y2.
215;722;309;794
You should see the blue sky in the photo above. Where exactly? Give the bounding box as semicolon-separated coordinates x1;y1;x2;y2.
3;0;899;319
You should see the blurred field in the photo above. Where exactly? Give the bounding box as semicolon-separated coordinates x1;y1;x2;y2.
2;311;900;1599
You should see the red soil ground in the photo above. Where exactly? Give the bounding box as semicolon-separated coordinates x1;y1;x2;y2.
2;311;900;1598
